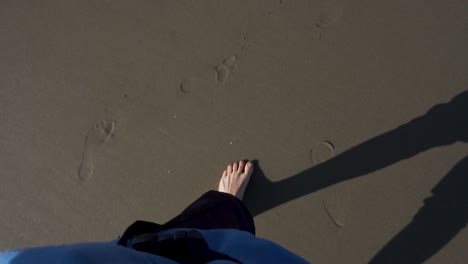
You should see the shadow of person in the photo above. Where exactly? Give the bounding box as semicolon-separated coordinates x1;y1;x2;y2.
243;90;467;262
370;155;468;263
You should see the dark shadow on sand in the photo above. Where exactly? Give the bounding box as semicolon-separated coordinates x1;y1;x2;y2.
243;90;468;263
370;154;468;263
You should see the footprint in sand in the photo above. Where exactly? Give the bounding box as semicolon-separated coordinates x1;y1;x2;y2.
310;141;335;165
179;78;194;94
178;55;238;101
215;55;237;83
322;186;351;228
315;1;344;39
310;140;351;228
316;1;343;29
77;120;116;181
178;74;213;95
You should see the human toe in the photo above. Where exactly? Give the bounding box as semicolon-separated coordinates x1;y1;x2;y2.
232;162;238;172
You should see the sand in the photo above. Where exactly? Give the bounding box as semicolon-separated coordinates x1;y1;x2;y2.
0;0;467;263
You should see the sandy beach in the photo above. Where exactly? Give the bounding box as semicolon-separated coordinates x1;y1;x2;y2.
0;0;467;263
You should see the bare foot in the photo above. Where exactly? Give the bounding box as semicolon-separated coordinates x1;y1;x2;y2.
218;161;254;200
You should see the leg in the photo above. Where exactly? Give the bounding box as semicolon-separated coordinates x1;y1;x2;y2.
119;161;256;246
164;161;255;234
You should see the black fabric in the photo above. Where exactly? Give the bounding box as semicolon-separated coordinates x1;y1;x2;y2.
163;191;255;235
130;230;240;264
117;191;255;263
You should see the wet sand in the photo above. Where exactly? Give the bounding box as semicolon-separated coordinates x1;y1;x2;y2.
0;0;467;263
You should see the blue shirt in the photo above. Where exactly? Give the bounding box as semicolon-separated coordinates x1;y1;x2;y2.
0;228;309;263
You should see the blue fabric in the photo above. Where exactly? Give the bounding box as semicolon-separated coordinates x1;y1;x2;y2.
0;229;309;263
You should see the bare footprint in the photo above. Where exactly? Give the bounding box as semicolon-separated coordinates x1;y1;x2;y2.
215;55;237;83
322;185;351;228
310;141;335;165
179;78;193;94
316;0;344;39
309;140;350;228
316;1;344;29
178;70;217;95
77;120;116;181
